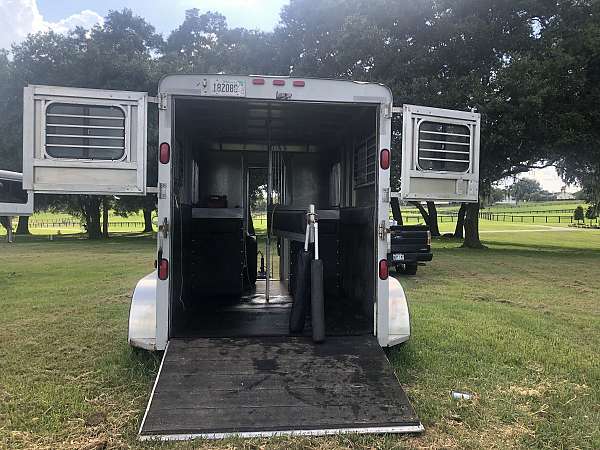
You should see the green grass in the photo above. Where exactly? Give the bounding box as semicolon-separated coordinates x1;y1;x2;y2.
435;200;584;213
484;200;584;213
0;210;153;236
401;200;587;221
1;229;599;448
1;201;591;237
395;201;593;232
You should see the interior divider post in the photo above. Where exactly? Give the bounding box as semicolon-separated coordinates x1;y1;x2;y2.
266;107;272;303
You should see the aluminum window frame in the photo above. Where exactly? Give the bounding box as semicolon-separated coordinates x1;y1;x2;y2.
41;99;130;163
414;117;473;175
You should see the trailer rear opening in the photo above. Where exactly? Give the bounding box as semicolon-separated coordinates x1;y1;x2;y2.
169;97;379;339
7;77;481;439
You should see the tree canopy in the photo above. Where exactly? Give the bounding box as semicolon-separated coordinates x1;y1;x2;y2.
0;1;598;242
508;178;547;203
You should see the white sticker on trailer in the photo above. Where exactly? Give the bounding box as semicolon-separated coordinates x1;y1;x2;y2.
205;79;246;97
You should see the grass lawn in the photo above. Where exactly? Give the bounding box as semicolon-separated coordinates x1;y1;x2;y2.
2;200;594;237
483;201;583;213
400;200;593;228
0;211;153;237
1;229;599;449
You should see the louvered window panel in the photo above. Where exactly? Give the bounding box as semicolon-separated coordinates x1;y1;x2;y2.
353;135;377;188
417;121;471;172
45;103;126;160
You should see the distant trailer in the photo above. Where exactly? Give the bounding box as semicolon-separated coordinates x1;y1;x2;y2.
1;75;480;440
0;170;33;216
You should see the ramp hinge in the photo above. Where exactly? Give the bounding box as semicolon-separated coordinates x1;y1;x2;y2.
382;187;390;203
383;103;393;119
379;220;390;240
159;217;169;238
158;93;168;110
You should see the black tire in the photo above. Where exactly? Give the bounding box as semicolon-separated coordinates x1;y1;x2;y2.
395;263;418;275
310;259;325;343
403;263;418;275
289;251;311;333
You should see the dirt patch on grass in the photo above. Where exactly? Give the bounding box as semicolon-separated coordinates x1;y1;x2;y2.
406;420;534;450
506;384;548;398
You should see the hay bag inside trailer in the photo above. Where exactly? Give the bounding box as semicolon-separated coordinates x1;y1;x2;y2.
289;250;311;333
310;259;325;343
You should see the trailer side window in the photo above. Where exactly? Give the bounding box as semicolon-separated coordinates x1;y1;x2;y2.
353;135;376;188
417;121;471;172
45;103;126;160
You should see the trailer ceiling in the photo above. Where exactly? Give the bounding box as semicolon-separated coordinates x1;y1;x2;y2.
175;97;377;148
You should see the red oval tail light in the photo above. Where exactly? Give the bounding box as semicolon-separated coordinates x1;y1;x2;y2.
158;258;169;280
380;148;390;170
379;259;389;280
159;142;170;164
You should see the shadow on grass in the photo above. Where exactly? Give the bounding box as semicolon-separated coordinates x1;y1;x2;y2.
385;342;419;383
101;344;163;391
0;232;156;247
482;238;600;253
433;237;600;257
127;347;163;380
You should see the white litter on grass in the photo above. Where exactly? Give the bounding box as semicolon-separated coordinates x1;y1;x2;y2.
451;390;474;400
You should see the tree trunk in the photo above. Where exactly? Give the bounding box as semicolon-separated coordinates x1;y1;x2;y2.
426;201;440;236
410;201;429;224
1;216;13;242
410;201;441;236
80;196;102;240
462;202;485;249
454;203;467;239
143;207;154;232
390;197;403;225
102;197;109;239
16;215;30;235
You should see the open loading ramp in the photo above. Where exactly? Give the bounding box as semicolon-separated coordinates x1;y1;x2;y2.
139;336;423;440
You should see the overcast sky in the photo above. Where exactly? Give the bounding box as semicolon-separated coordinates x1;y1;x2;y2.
520;167;577;193
0;1;578;193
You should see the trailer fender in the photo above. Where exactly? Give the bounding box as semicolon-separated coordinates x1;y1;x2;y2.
385;277;411;346
129;271;158;351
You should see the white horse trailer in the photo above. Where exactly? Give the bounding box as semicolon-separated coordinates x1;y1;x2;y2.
1;75;480;440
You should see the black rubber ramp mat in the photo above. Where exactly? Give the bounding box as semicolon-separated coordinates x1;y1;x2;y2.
139;336;423;440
